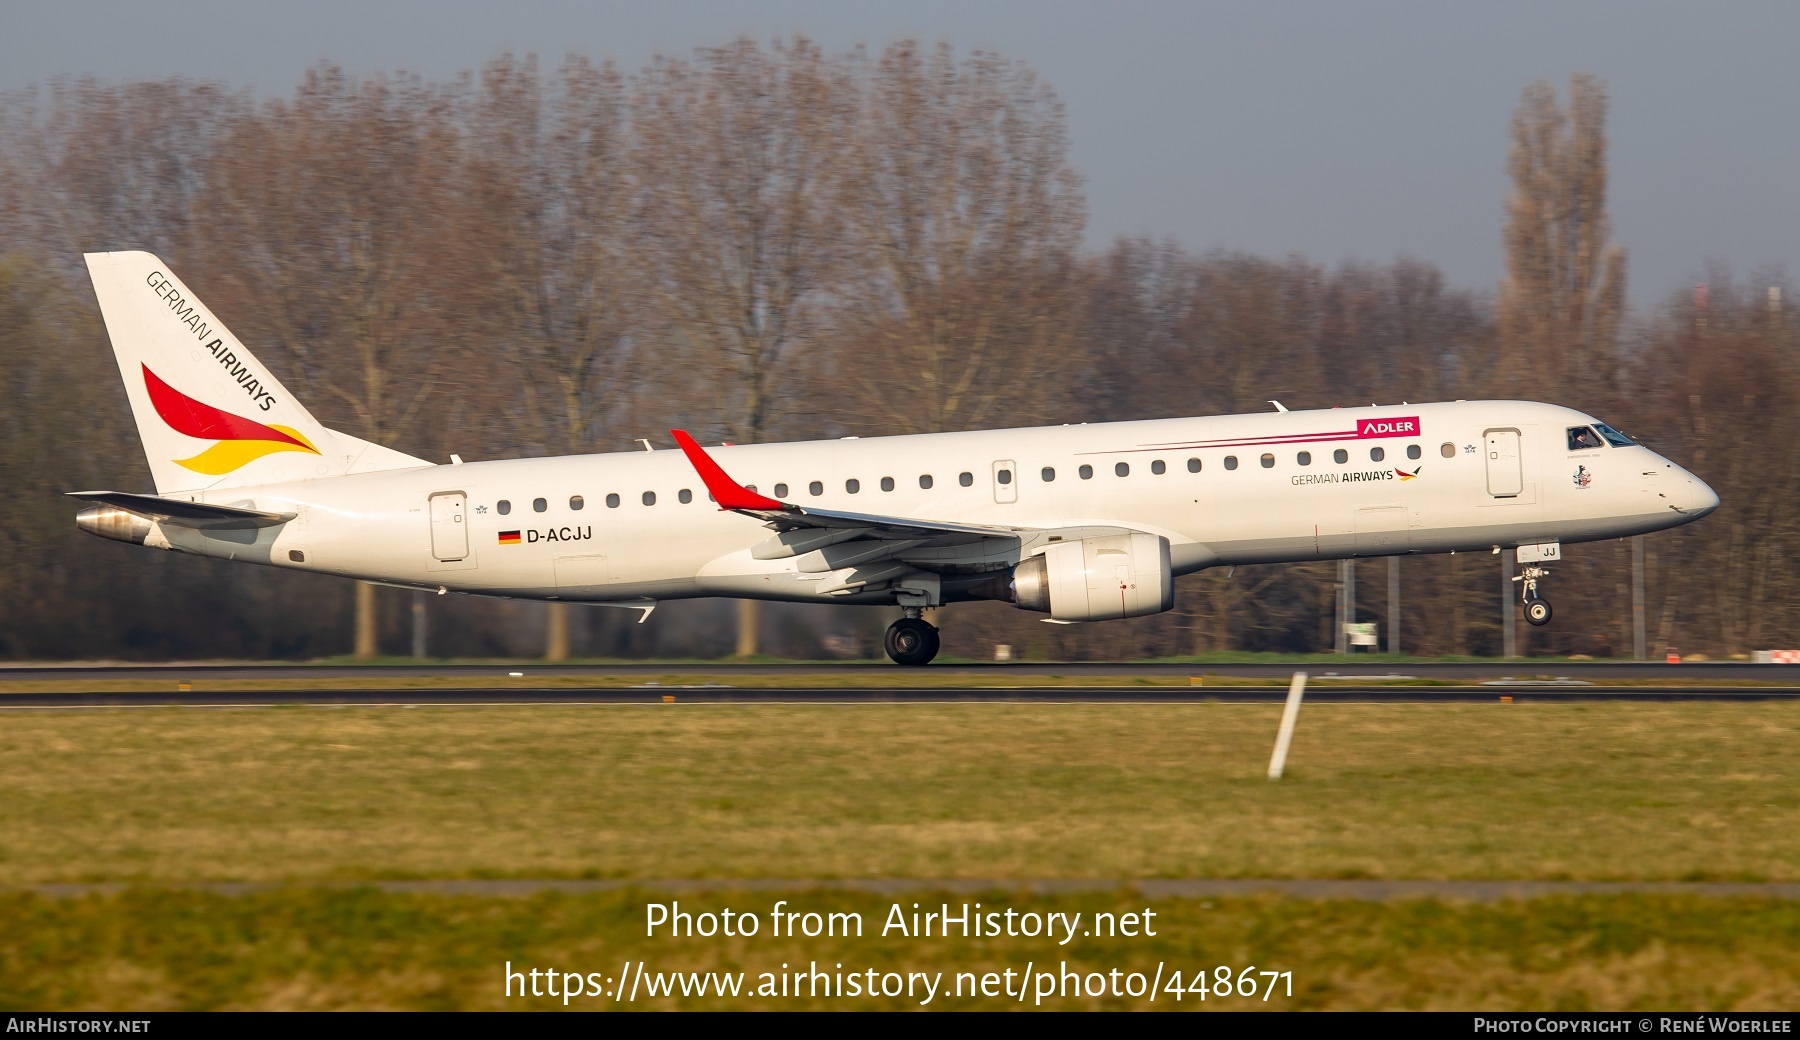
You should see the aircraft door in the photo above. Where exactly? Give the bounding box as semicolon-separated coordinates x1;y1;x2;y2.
429;492;469;561
1484;429;1523;498
992;460;1018;504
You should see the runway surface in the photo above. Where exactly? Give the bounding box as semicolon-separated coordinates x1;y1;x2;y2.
4;684;1798;707
5;660;1797;682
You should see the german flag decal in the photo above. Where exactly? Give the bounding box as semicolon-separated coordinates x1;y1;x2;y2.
498;531;521;545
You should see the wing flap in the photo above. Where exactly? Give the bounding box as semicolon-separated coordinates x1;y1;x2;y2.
734;503;1021;540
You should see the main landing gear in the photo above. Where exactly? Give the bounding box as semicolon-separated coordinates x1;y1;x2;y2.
885;609;941;666
1514;564;1553;627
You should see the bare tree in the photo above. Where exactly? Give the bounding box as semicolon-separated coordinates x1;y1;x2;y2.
832;41;1087;435
468;54;635;660
629;35;852;655
1497;74;1627;398
0;77;248;280
1619;272;1799;655
202;65;473;659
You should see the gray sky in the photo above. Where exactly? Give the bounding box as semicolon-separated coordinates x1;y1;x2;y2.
5;0;1796;304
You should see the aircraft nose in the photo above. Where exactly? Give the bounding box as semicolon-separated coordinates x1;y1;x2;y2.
1687;475;1720;517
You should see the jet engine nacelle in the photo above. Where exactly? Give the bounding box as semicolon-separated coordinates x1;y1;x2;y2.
1011;532;1174;621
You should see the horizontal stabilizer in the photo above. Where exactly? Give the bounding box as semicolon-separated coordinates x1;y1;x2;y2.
66;491;295;528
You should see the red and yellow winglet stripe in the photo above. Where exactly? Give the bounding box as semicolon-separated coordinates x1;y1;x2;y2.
144;365;320;474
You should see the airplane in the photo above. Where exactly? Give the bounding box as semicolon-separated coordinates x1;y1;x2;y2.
73;250;1719;665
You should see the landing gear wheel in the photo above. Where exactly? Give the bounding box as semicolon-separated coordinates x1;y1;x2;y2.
885;617;940;666
1512;562;1554;627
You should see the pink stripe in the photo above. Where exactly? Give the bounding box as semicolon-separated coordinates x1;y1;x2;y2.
1138;428;1358;448
1093;415;1424;455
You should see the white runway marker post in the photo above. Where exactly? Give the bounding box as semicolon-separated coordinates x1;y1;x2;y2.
1267;671;1308;780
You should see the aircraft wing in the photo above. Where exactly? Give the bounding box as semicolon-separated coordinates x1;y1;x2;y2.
670;430;1031;544
66;490;296;528
670;429;1030;594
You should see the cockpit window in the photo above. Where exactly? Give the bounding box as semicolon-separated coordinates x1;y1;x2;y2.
1593;422;1636;447
1567;426;1605;451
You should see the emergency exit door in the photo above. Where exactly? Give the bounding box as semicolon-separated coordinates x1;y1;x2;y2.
429;492;468;561
1484;429;1523;498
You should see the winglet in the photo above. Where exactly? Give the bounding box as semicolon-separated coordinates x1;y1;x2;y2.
670;430;785;511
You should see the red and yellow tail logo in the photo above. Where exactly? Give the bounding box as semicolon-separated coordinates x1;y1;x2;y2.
144;365;320;474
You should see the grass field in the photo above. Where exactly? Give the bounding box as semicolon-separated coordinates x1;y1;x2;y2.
2;703;1795;884
4;889;1796;1010
3;702;1795;1010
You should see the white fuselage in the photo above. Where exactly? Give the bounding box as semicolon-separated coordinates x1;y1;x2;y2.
135;401;1716;606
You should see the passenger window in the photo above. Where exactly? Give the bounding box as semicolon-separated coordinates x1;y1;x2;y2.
1151;459;1166;475
774;483;788;498
1041;467;1055;482
1370;447;1386;462
1079;464;1094;480
1441;442;1456;458
642;491;656;506
846;479;861;494
809;481;824;497
605;493;620;509
919;474;933;489
880;476;895;492
1567;426;1604;451
679;489;693;504
1260;453;1275;468
1187;458;1201;473
1297;451;1311;466
1115;462;1129;477
533;497;547;512
959;472;973;487
1406;444;1421;460
997;469;1012;485
1334;449;1348;464
569;495;584;511
1224;456;1238;471
497;499;512;515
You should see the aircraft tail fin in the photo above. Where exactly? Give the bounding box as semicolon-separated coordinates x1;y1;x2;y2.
83;250;430;493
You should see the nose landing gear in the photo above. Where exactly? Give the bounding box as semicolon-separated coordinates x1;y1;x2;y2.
1514;565;1553;627
885;609;941;666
